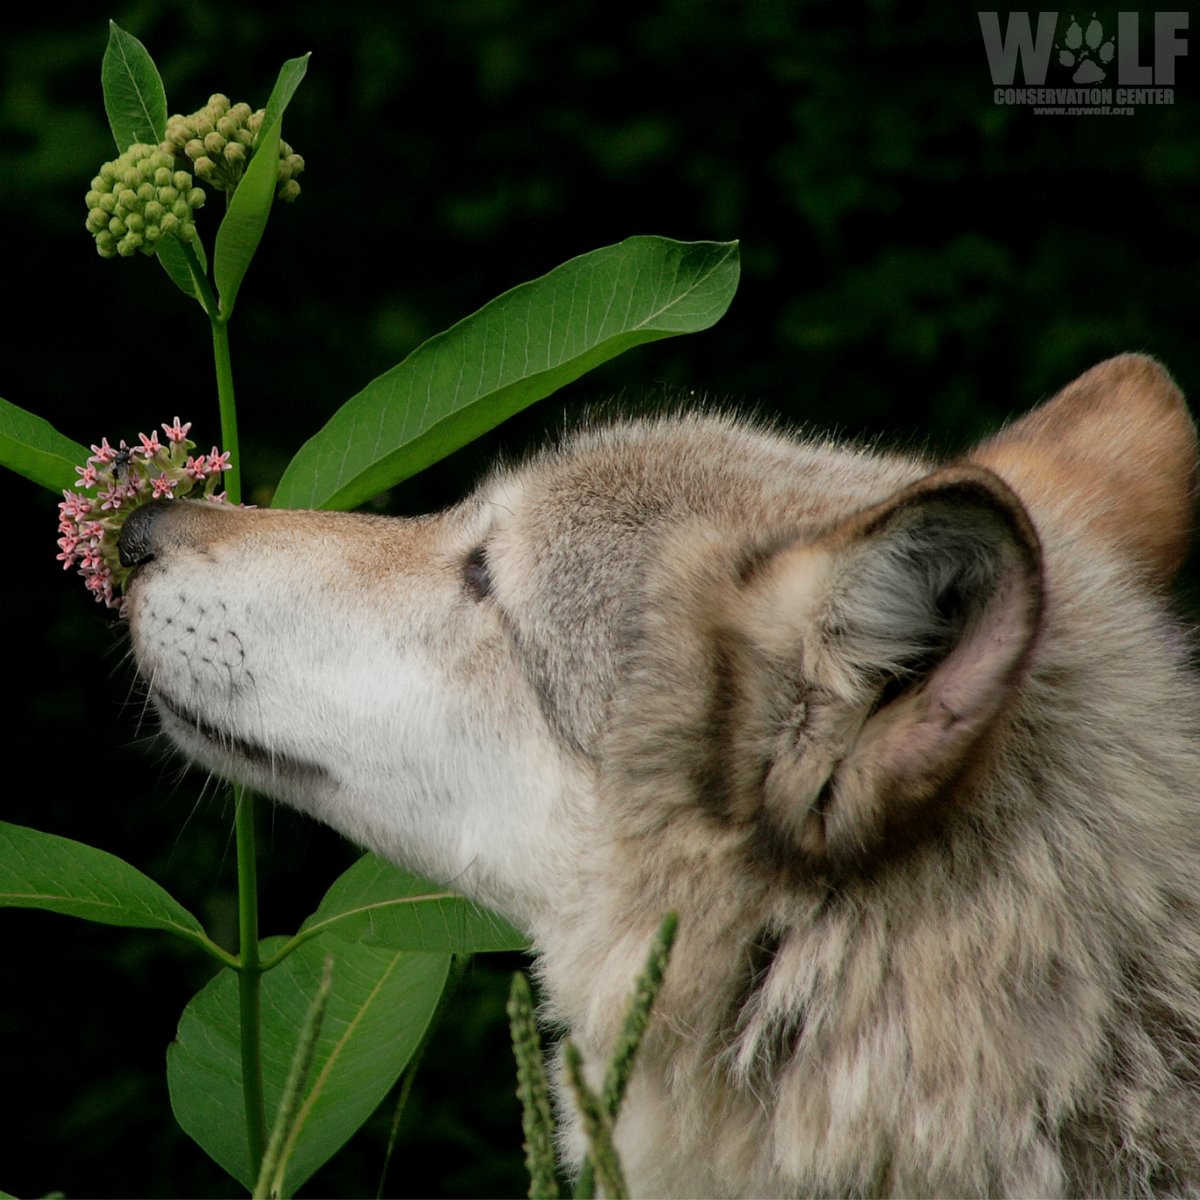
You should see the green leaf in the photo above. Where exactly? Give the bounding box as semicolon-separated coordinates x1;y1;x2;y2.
272;236;741;511
214;53;310;320
168;934;450;1192
0;821;225;961
157;221;211;307
99;24;206;305
280;853;527;959
0;399;89;493
101;21;167;151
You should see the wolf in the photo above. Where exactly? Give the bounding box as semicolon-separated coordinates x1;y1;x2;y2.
119;353;1200;1197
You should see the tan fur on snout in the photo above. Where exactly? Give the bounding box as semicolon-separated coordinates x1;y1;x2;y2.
126;354;1200;1197
126;501;444;597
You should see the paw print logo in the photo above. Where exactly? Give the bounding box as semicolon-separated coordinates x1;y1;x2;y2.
1058;14;1115;83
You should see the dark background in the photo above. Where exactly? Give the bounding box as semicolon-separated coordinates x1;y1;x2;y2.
2;2;1197;1196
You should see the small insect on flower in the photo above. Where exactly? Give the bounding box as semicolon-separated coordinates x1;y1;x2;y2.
111;445;134;482
56;420;234;615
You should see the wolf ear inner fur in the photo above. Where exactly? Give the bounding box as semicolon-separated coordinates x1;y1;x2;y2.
732;467;1043;873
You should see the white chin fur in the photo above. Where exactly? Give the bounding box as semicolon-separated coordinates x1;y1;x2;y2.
134;572;586;929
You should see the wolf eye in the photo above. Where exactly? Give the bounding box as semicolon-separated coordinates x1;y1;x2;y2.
462;545;492;600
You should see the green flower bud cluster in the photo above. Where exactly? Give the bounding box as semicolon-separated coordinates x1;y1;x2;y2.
162;93;305;202
84;144;206;258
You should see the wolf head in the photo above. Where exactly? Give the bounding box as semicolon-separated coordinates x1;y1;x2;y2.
122;354;1200;1196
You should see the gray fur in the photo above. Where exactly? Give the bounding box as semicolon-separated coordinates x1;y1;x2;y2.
125;355;1200;1197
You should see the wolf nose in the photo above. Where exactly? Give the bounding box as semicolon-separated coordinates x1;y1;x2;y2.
118;500;173;568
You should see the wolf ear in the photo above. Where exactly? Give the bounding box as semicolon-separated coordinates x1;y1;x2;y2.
972;353;1197;586
733;467;1042;872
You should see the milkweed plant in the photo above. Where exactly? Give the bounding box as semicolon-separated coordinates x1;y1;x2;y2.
0;21;737;1198
57;419;231;612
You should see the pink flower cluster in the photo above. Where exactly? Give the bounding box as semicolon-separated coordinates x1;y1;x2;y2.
56;417;232;614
